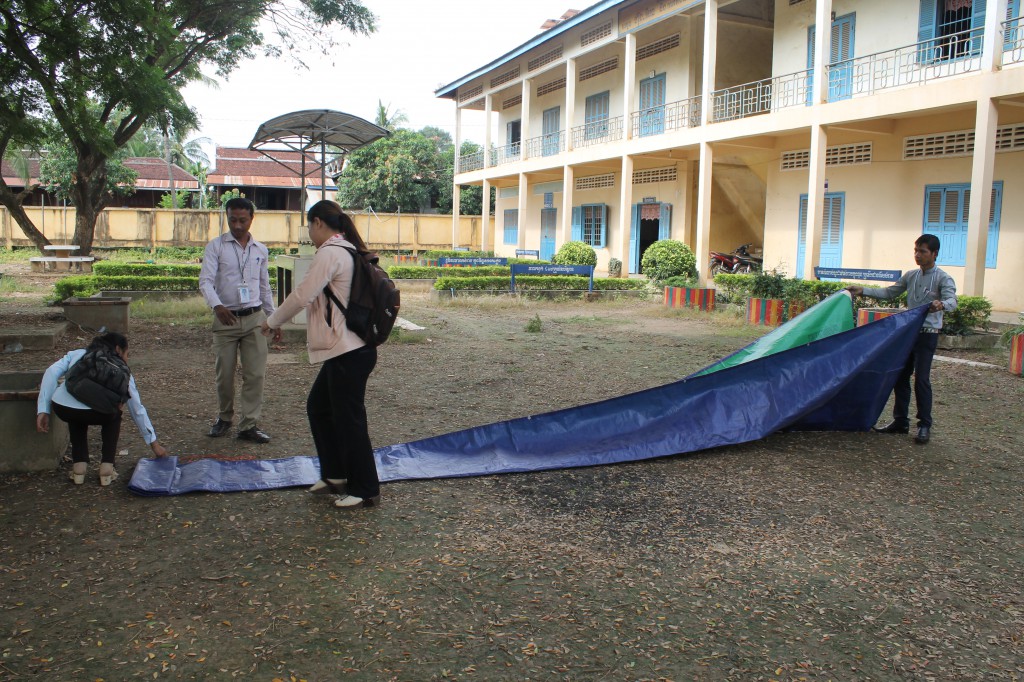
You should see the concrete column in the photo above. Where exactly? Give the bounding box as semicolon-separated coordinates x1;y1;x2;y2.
484;94;493;168
695;142;713;283
560;60;574;152
561;165;575;245
618;154;634;273
622;33;637;140
803;124;828;279
812;0;833;106
521;79;532;161
700;0;719;125
517;172;528;250
678;161;693;244
982;0;1010;71
963;98;998;296
453;102;462;244
452;185;461;249
481;178;491;252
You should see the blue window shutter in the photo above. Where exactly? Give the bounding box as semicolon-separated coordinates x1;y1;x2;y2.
918;0;937;63
658;203;671;240
972;0;988;29
986;181;1002;268
597;204;608;248
571;207;583;242
1005;0;1020;50
796;195;808;278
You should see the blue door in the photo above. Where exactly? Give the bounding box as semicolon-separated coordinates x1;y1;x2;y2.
797;193;845;278
540;208;556;261
808;14;856;102
629;204;641;272
638;74;666;136
542;107;560;156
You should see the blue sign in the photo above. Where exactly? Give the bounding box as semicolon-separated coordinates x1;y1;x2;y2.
515;249;540;258
438;257;508;267
814;267;901;282
510;264;595;291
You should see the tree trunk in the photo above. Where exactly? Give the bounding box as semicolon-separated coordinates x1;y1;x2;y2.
68;150;111;256
0;182;51;251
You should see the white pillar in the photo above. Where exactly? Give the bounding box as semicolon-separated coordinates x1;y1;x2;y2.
803;124;828;279
622;33;637;140
452;103;463;246
561;165;575;245
481;178;491;253
982;0;1009;71
701;0;719;125
812;0;833;106
521;79;532;161
484;94;493;168
517;172;528;250
565;58;577;151
678;161;693;244
618;154;634;273
695;142;713;283
963;99;998;296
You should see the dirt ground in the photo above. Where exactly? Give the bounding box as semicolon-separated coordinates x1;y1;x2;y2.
1;268;1023;681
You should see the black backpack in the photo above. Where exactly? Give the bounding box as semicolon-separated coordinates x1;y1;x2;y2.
64;345;132;414
323;245;401;346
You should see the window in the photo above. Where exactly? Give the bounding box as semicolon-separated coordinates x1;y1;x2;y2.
584;91;610;140
503;209;519;245
571;204;607;248
918;0;986;62
923;182;1002;268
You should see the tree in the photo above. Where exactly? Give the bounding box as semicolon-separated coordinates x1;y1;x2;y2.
374;100;409;131
0;0;375;254
337;129;442;213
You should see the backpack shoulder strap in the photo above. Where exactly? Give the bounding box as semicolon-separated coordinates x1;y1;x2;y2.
321;242;360;325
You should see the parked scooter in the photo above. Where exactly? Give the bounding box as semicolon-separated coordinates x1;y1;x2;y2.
732;243;763;273
709;244;763;275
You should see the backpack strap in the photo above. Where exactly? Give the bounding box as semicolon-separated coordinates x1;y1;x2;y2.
321;243;360;327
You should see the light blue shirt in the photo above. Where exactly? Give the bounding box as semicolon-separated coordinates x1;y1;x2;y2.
199;232;275;313
37;349;158;445
863;266;958;331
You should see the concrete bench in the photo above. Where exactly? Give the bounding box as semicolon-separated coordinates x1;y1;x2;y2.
43;244;81;259
29;256;95;273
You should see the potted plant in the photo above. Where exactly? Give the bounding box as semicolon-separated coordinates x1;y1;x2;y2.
746;269;786;326
640;241;710;311
1001;313;1024;376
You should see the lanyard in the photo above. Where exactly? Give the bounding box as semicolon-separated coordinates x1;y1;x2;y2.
231;239;252;281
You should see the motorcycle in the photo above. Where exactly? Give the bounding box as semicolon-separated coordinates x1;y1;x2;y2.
709;244;763;275
732;243;763;274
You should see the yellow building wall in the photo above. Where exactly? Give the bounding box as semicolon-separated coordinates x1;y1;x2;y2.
2;208;491;254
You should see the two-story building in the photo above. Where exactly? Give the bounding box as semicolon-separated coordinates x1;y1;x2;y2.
437;0;1024;312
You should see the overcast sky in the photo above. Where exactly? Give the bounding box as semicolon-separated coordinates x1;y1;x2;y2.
181;0;570;152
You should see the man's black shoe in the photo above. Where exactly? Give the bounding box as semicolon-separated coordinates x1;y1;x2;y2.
207;419;232;438
914;426;931;444
873;421;910;434
237;427;271;444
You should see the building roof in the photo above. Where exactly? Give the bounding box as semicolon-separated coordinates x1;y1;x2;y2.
2;156;197;190
434;0;620;99
208;146;336;189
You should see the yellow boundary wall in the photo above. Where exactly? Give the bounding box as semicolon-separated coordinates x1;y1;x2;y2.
1;207;493;254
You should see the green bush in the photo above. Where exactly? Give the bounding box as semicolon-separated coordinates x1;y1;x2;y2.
94;262;202;277
388;266;510;279
662;276;701;289
941;295;992;335
552;241;597;266
423;249;494;259
54;275;201;301
640;240;696;283
1000;313;1024;346
748;269;787;299
433;275;646;292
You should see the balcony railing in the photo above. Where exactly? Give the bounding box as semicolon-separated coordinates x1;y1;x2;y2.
525;130;565;158
1005;16;1024;65
629;95;702;137
828;27;985;100
570;115;624;148
457;150;484;173
711;69;811;122
489;142;521;166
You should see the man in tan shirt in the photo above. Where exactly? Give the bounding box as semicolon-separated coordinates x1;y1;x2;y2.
198;197;280;443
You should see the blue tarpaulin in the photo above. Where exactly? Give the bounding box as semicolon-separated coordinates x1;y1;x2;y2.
128;294;929;496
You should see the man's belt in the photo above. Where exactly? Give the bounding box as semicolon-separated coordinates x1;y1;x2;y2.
233;306;262;317
920;327;940;334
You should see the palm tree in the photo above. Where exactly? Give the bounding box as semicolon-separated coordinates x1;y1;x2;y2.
374;100;408;131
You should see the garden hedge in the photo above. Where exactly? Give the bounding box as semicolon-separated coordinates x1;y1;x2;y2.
434;275;647;291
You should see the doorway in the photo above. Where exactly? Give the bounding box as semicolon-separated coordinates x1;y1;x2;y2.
540;208;556;261
629;202;672;273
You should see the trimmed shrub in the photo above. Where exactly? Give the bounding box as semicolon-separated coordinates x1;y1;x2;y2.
942;295;992;335
640;240;696;283
55;275;201;301
552;241;597;266
389;266;511;279
423;249;494;259
433;276;646;292
94;262;201;277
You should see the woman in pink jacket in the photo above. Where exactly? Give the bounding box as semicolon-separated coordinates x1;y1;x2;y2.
262;200;379;509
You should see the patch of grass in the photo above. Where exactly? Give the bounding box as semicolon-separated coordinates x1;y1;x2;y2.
0;274;50;303
557;315;628;327
130;296;211;327
388;328;429;344
525;314;542;333
0;247;35;263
